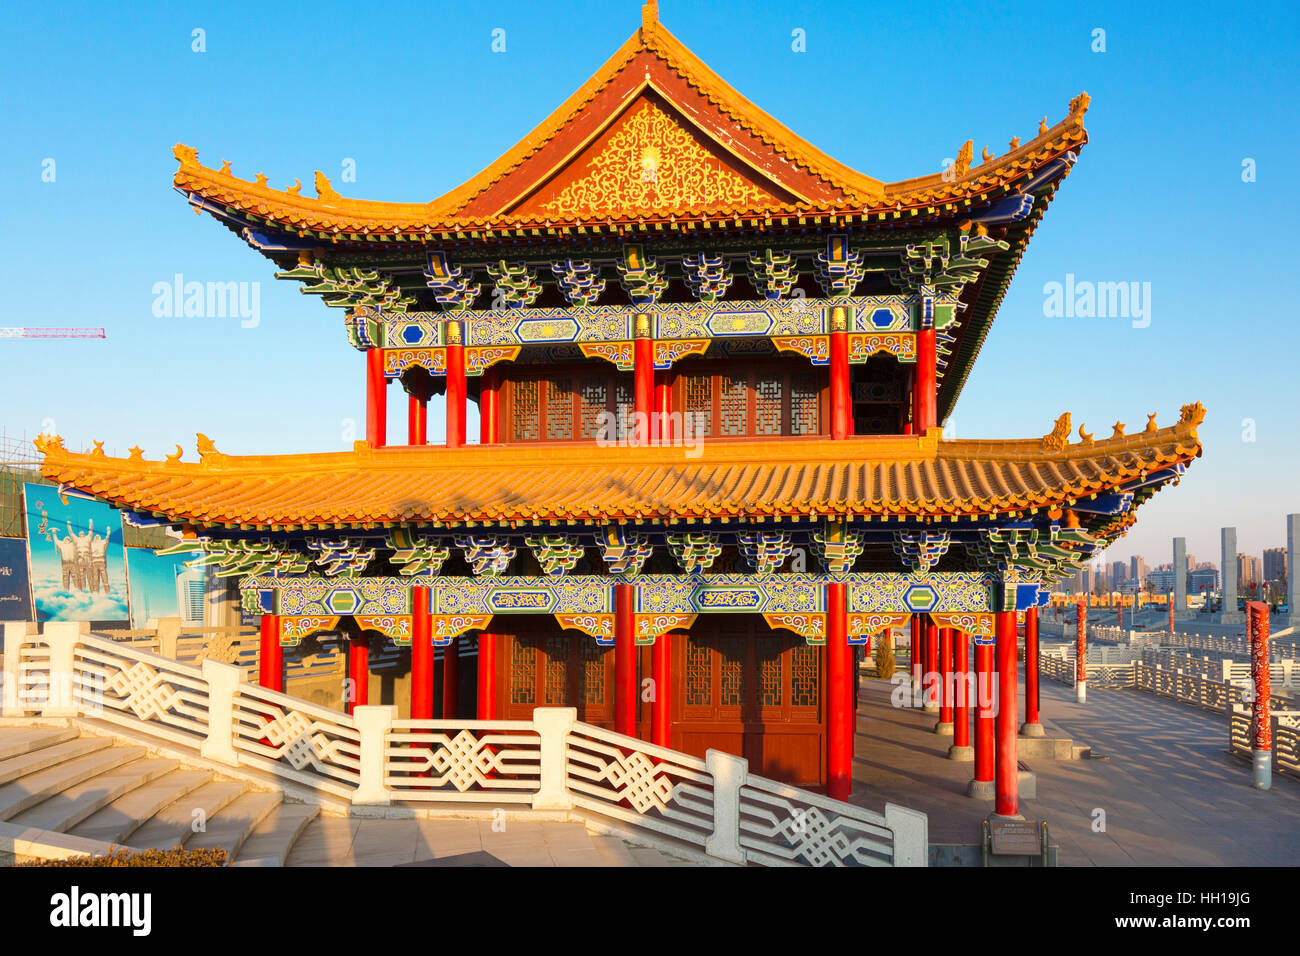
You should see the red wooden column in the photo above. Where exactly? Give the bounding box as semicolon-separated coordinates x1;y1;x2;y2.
923;615;939;712
651;633;672;747
476;631;497;720
653;369;672;444
935;626;953;734
915;613;925;702
1167;596;1174;637
346;634;369;715
410;586;433;720
442;636;459;719
407;392;427;445
993;610;1020;817
1247;601;1272;790
829;304;851;440
1076;600;1088;703
615;583;637;736
479;367;499;444
826;581;853;802
913;325;936;433
258;614;283;692
633;313;653;446
365;348;387;448
445;319;466;448
949;629;973;760
969;637;995;798
1022;606;1044;736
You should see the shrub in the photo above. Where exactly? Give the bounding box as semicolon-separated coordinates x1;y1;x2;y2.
19;847;229;867
874;638;896;681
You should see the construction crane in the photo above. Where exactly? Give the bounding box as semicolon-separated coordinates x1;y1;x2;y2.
0;328;105;338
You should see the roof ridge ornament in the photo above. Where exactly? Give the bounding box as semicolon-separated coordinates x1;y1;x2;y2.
1042;412;1071;451
642;0;658;32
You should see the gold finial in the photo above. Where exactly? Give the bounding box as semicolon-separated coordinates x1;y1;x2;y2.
1145;413;1158;433
1009;136;1020;149
1178;401;1206;430
981;145;993;163
172;143;198;167
643;0;658;30
255;172;268;186
1111;421;1126;438
91;440;106;457
128;446;144;462
1042;412;1071;451
1069;91;1091;117
219;159;232;175
165;445;183;463
287;179;302;195
196;433;218;460
953;140;973;177
1038;117;1049;135
1078;424;1093;445
32;434;65;454
315;170;340;202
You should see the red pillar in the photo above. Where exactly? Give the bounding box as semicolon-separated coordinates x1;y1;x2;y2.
410;586;433;720
258;614;283;692
1076;600;1088;703
653;369;671;444
970;639;995;797
994;610;1019;817
1022;606;1043;735
923;615;939;711
479;367;499;444
936;626;953;732
476;632;497;720
633;323;653;447
826;581;853;801
1248;601;1272;789
442;636;459;719
446;321;466;448
651;632;672;747
615;583;637;736
910;615;923;703
346;634;369;715
365;348;387;448
407;387;428;446
830;319;850;440
913;326;936;433
950;629;972;758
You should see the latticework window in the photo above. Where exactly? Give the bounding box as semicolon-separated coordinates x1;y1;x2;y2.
791;644;818;707
543;635;567;704
511;379;539;441
579;377;608;439
685;636;711;706
718;637;745;706
719;374;747;436
546;379;574;440
757;636;784;707
510;637;536;704
791;374;820;435
580;640;607;706
684;374;712;437
755;375;783;435
615;380;635;441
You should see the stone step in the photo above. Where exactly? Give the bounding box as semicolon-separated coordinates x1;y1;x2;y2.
589;834;639;867
0;736;112;786
69;769;212;844
125;780;248;851
625;844;675;867
233;804;321;867
9;757;179;833
0;726;79;761
0;745;147;821
186;790;283;860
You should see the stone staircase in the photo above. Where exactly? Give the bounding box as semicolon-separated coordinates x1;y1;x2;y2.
0;726;691;867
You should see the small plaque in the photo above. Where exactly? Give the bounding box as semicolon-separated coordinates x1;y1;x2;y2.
989;819;1041;855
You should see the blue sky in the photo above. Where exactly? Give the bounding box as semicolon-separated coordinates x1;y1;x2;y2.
1;0;1296;570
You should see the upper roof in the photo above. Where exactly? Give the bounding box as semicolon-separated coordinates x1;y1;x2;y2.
34;404;1203;538
172;0;1088;239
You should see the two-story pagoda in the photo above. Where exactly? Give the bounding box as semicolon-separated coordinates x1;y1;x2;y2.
38;2;1203;812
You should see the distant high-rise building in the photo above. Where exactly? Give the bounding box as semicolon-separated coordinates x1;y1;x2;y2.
1264;547;1287;585
1112;561;1127;587
1237;553;1261;592
1131;555;1147;584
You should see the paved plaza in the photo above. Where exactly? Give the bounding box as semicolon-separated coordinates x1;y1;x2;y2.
850;675;1300;865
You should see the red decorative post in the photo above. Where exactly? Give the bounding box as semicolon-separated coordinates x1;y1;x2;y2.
445;319;466;448
365;348;387;448
1075;600;1088;703
913;326;936;433
969;638;995;798
346;634;369;715
909;615;923;704
1248;601;1272;790
949;629;973;760
442;636;459;719
410;585;433;720
407;391;427;446
653;369;672;444
615;583;637;736
923;615;939;712
826;581;853;802
475;631;497;720
1168;596;1175;637
829;304;851;440
479;367;499;444
633;314;653;446
1022;606;1044;736
935;626;953;734
652;633;672;747
258;615;283;692
994;610;1020;817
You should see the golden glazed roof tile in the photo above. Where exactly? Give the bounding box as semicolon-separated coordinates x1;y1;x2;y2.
35;405;1203;531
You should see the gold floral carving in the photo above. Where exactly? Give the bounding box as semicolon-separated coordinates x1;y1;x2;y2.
540;99;774;217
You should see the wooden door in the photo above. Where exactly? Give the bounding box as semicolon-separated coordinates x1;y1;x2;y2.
500;616;615;727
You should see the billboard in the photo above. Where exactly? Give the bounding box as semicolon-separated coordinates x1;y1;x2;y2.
23;482;129;623
0;535;33;621
125;547;204;628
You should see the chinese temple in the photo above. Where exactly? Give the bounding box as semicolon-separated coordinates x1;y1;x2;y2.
36;1;1203;815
